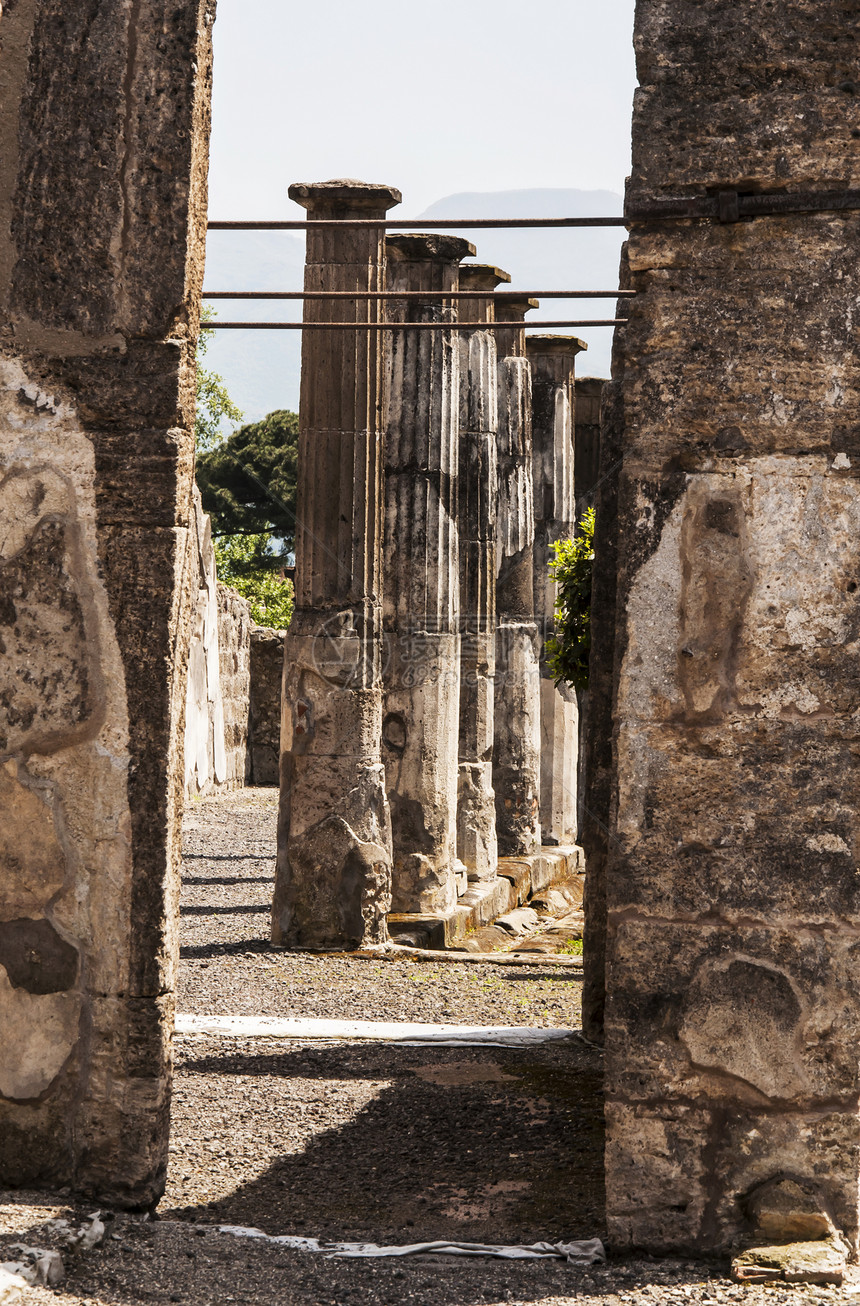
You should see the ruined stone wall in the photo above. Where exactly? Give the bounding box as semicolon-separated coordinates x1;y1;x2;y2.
217;582;252;788
573;378;603;524
605;0;860;1254
184;488;227;797
0;0;214;1204
248;627;285;785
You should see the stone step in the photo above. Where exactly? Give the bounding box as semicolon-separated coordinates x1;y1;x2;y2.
387;845;585;952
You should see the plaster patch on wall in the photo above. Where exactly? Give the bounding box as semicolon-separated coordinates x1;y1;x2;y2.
0;964;81;1100
0;354;133;995
0;759;66;914
678;956;807;1101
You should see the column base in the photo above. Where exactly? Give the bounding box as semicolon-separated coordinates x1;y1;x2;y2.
539;675;579;845
456;760;498;881
387;845;584;950
272;758;393;950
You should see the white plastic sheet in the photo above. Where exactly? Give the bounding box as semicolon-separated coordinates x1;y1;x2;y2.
218;1225;606;1264
175;1014;576;1047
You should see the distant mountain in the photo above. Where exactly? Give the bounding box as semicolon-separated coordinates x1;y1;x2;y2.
201;188;625;422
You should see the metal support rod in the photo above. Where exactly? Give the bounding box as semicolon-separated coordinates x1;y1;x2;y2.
205;320;628;330
208;189;860;232
201;289;636;300
208;217;628;230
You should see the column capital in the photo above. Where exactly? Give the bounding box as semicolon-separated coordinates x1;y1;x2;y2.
496;295;540;322
526;334;588;357
459;263;511;291
288;178;402;217
386;233;475;263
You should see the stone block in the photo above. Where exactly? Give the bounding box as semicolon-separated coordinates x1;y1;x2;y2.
610;720;860;926
606;919;860;1106
497;858;532;906
731;1241;846;1287
10;0;212;339
621;227;860;465
530;848;581;894
605;1100;710;1252
608;1098;860;1255
745;1177;840;1243
458;876;516;928
630;3;860;197
387;915;449;951
249;627;285;785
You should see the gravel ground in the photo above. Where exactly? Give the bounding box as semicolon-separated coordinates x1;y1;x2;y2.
179;790;583;1027
3;789;860;1304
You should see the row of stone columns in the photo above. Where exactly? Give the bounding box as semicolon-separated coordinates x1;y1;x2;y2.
273;179;586;950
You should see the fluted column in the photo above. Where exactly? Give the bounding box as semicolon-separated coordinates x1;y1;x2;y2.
456;264;509;881
272;179;401;950
493;297;542;854
526;335;587;846
382;234;475;914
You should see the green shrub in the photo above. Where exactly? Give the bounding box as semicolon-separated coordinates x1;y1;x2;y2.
545;507;595;692
214;533;294;630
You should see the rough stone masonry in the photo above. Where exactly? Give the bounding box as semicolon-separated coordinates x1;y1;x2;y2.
603;0;860;1256
0;0;213;1203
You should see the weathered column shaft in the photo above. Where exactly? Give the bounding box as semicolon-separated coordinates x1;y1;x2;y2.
606;0;860;1255
382;234;474;915
580;367;621;1044
273;179;400;951
527;336;587;847
573;377;604;526
456;264;508;880
493;300;541;855
0;0;213;1203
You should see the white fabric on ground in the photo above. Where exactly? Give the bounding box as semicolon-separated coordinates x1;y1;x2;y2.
175;1015;575;1046
0;1267;31;1302
218;1226;606;1264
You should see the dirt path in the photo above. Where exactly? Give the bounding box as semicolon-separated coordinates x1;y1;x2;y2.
2;790;858;1303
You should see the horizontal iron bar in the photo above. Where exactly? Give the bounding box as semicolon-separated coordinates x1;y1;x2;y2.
202;289;636;300
627;187;860;222
209;190;860;233
208;217;627;230
207;320;627;330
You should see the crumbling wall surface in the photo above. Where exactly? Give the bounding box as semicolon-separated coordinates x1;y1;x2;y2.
580;376;620;1043
217;583;252;787
573;378;603;524
248;627;285;785
605;0;860;1254
184;488;227;797
0;0;214;1204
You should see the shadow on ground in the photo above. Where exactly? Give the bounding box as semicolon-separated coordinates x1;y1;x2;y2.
162;1040;605;1248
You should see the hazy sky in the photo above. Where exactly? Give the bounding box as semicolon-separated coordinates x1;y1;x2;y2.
207;0;638;219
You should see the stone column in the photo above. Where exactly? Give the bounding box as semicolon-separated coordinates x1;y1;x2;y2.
0;0;213;1204
527;336;587;847
580;368;622;1044
493;298;542;855
456;264;509;881
272;179;400;951
574;377;604;525
606;0;860;1257
382;233;475;914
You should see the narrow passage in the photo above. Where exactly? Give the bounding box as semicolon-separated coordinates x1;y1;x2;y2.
168;789;604;1244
